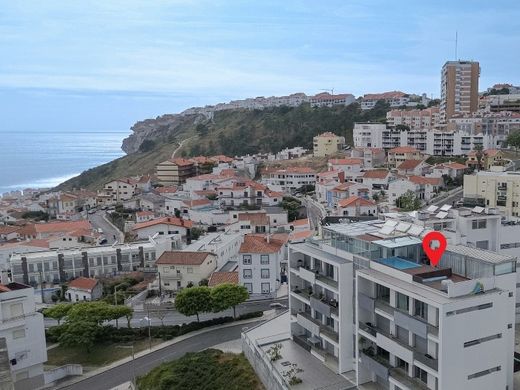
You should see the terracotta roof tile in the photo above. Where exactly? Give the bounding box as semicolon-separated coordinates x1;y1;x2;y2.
132;217;193;231
397;159;425;170
362;169;390;179
239;234;285;254
156;251;213;265
68;277;98;291
238;213;269;225
389;146;419;154
208;271;239;286
337;196;376;208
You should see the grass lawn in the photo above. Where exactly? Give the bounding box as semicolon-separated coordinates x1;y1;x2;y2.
137;349;264;390
46;338;163;367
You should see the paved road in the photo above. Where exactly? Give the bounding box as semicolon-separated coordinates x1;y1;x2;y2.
44;297;287;328
59;320;263;390
303;196;325;231
87;211;123;244
429;187;463;207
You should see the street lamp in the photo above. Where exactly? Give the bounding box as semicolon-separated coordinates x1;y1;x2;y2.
116;344;135;384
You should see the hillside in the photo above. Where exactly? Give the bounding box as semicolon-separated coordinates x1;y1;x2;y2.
57;101;389;191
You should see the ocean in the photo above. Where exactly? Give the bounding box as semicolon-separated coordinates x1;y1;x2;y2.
0;130;129;194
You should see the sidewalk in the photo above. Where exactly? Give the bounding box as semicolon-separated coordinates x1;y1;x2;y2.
50;311;275;389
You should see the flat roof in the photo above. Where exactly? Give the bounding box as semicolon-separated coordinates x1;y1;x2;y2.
324;220;382;237
447;244;516;264
372;236;422;249
289;242;350;265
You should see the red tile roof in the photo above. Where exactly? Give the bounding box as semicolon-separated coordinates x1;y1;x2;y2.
388;146;419;154
68;277;98;291
289;230;314;241
239;234;285;254
397;159;425;170
18;220;92;236
208;271;239;287
183;199;212;208
155;186;178;194
408;176;442;185
0;226;20;235
132;217;193;231
291;218;309;227
328;158;363;165
237;213;269;225
362;169;390;179
156;251;213;265
338;196;376;208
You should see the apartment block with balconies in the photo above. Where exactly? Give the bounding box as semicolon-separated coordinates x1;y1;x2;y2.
288;240;353;375
356;247;516;390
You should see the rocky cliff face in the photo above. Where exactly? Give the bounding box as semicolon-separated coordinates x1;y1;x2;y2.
121;113;203;154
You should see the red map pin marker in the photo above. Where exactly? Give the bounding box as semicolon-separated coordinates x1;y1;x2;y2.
422;231;447;267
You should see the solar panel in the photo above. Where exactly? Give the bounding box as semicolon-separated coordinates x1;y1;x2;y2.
396;222;411;232
408;225;424;236
435;211;448;219
472;206;485;214
426;205;439;212
440;204;452;211
380;225;395;235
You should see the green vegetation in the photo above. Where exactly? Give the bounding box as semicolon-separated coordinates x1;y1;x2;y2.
280;196;302;222
210;284;249;319
57;102;390;191
506;131;520;154
21;211;49;221
395;190;422;211
46;312;264;367
44;301;133;352
175;283;249;321
137;349;264;390
190;227;204;241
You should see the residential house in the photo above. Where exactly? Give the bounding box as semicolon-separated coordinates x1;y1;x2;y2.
156;158;197;186
335;196;377;217
349;147;386;168
396;159;430;176
101;178;138;204
329;182;370;208
261;167;316;193
17;220;93;240
132;217;192;241
361;169;393;195
387;146;423;168
328;158;363;176
0;226;20;241
428;162;467;179
361;91;409;110
238;234;286;296
313;132;346;157
156;251;217;292
135;211;155;223
467;149;506;170
388;176;443;205
66;277;103;302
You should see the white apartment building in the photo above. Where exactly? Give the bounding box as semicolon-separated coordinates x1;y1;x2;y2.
183;231;243;271
261;167;316;193
239;234;286;296
309;93;356;108
356;247;516;390
353;123;500;155
349;147;386;168
361;91;409;110
8;237;172;284
448;110;520;141
0;281;47;390
100;178;138;204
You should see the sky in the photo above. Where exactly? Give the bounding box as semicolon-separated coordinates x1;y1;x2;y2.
1;0;519;133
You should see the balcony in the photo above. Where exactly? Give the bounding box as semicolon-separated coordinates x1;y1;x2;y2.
390;367;429;390
310;294;339;317
358;321;377;338
414;350;439;371
291;287;312;303
316;273;338;289
359;350;391;381
164;273;182;280
320;325;339;343
299;267;316;284
297;311;321;335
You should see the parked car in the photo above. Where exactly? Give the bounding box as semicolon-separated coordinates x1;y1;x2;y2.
269;302;287;310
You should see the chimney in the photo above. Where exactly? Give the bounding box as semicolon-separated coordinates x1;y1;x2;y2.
266;234;271;244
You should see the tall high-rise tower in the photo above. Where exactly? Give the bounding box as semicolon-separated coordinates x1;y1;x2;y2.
440;60;480;123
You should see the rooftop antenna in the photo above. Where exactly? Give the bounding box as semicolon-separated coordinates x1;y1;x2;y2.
455;31;458;60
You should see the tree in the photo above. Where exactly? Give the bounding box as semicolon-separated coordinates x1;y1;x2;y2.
473;144;484;171
196;123;209;137
198;278;209;286
210;284;249;318
151;310;168;327
110;305;133;328
58;319;100;353
175;286;213;322
43;303;72;325
139;139;156;152
395;190;421;211
506;131;520;155
190;227;204;241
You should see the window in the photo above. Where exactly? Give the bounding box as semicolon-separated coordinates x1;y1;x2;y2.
187;267;193;273
243;255;252;265
243;269;252;279
244;283;253;293
396;292;409;311
471;219;487;229
377;284;390;303
468;366;501;380
476;240;488;250
464;333;502;348
414;366;428;384
12;329;25;339
414;300;427;320
261;269;270;279
261;283;270;293
447;302;493;316
260;255;269;265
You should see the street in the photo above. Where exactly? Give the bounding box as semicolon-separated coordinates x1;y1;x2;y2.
59;320;263;390
87;210;123;244
429;187;463;207
302;196;325;231
44;297;287;328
